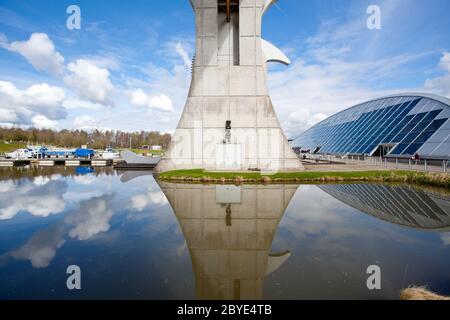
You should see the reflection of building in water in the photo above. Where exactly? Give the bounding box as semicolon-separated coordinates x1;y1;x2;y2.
158;182;298;300
319;184;450;230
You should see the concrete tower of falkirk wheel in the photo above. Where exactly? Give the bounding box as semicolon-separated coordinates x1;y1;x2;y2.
156;0;304;172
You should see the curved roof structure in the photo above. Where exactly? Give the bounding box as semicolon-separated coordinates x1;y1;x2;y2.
294;93;450;159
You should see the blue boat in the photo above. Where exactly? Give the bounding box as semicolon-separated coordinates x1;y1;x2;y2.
74;148;96;158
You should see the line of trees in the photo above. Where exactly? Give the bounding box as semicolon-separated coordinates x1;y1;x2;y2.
0;127;172;150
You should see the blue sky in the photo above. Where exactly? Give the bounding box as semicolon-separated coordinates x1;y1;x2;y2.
0;0;449;136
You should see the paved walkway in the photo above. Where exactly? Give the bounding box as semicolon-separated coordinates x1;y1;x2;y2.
303;162;448;173
304;163;390;172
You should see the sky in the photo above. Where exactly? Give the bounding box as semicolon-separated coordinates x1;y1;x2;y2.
0;0;449;138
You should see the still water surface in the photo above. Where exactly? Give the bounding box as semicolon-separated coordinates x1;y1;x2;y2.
0;167;449;300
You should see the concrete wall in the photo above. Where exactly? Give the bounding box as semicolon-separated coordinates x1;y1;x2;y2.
157;0;303;172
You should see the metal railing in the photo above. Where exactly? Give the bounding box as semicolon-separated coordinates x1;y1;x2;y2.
302;154;449;173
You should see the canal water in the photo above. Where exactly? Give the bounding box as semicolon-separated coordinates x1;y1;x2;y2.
0;166;449;300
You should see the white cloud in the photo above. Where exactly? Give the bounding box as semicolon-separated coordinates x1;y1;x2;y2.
2;32;116;108
32;114;58;129
0;80;66;124
0;195;66;220
283;109;328;138
269;34;447;137
130;88;148;106
82;55;121;71
439;52;450;72
0;108;17;122
66;197;114;240
149;94;173;111
0;179;67;220
64;59;114;104
0;189;66;220
175;42;191;68
2;33;65;76
131;189;168;211
0;180;15;193
62;98;104;110
72;115;99;130
268;58;392;137
129;89;174;112
9;226;65;268
0;33;7;45
424;52;450;97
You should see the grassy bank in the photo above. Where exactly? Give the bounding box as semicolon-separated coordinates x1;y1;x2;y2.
158;169;450;188
0;142;26;153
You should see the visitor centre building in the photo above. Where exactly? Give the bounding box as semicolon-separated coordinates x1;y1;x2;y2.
293;94;450;160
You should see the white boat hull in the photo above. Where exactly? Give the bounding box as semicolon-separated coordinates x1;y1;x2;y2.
120;150;160;165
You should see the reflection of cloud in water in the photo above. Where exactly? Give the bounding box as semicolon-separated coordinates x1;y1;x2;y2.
280;187;355;239
2;194;117;268
441;233;450;246
72;175;96;185
0;180;15;192
33;174;62;186
131;189;168;211
6;225;65;268
63;190;106;203
65;196;114;240
0;180;67;220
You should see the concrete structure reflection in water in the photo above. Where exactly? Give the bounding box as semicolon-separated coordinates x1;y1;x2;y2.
319;184;450;230
158;181;297;300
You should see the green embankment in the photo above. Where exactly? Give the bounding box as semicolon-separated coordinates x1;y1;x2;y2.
158;169;450;188
0;142;26;153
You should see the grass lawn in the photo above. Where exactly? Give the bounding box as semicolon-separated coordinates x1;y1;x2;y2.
158;169;450;188
0;142;26;153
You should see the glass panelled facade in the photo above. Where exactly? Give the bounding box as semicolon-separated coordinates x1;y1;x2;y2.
293;94;450;159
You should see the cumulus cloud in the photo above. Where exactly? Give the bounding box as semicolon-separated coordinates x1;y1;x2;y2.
32;115;58;129
130;89;174;112
0;180;15;193
65;196;114;240
0;80;66;125
424;52;450;97
72;115;100;130
1;33;65;76
283;109;328;139
0;180;67;220
8;225;65;268
131;189;168;211
64;59;114;104
33;174;61;186
1;32;115;108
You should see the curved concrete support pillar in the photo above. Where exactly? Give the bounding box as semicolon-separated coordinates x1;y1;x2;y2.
157;1;303;172
263;0;278;15
261;39;291;65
